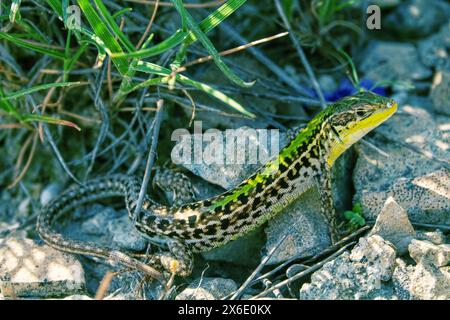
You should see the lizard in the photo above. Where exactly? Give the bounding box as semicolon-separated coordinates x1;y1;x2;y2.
36;91;397;278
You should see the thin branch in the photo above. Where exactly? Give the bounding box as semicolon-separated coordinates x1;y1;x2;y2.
274;0;327;109
229;232;290;300
133;99;164;220
218;20;313;97
136;0;160;49
94;271;115;300
250;242;355;299
173;32;289;75
9;132;38;188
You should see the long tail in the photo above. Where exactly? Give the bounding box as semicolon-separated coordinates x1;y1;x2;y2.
36;175;164;280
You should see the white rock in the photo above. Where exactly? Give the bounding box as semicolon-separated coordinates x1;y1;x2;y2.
416;230;446;245
63;294;92;300
393;258;450;300
0;237;85;298
408;240;450;268
299;235;397;300
392;240;450;299
175;277;237;300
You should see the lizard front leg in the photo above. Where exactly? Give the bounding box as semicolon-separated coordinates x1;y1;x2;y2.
316;162;340;244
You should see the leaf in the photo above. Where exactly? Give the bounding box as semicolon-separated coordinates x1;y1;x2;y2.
22;114;81;131
352;202;362;214
76;0;130;74
171;0;254;88
1;82;82;100
0;32;66;59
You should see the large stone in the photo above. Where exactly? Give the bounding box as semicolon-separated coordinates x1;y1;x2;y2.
0;237;85;298
369;197;416;255
384;0;450;38
418;23;450;69
299;235;397;300
353;100;450;226
175;277;237;300
77;205;147;252
360;41;432;82
180;127;288;190
431;69;450;116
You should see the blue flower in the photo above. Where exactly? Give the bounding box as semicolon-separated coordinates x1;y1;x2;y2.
308;78;387;102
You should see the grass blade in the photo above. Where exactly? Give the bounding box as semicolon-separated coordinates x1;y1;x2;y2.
0;32;66;59
2;82;82;100
171;0;254;88
77;0;129;74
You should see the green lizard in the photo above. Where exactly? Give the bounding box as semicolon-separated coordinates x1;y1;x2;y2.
37;91;397;278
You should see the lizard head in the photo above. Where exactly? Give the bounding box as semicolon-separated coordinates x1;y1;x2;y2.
325;90;397;166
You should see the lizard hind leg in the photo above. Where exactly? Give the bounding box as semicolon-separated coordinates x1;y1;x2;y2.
142;239;194;277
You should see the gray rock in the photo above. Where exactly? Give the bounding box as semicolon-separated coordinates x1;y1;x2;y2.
369;197;416;255
416;230;446;245
40;183;63;206
392;240;450;299
418;23;450;69
264;187;331;265
431;69;450;116
17;198;31;217
181;127;288;190
107;215;147;252
299;235;397;300
78;205;147;252
175;277;237;300
353;101;450;226
0;237;85;298
62;294;92;300
80;205;116;235
360;41;432;82
384;0;450;38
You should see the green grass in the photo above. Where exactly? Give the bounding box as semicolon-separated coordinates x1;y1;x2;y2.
0;0;253;128
0;0;367;191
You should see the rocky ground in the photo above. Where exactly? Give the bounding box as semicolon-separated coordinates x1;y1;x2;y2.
0;0;449;300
